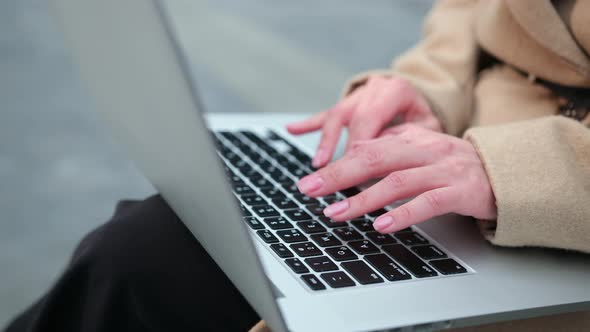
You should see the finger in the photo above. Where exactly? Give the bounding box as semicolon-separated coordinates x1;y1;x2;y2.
286;111;328;135
312;114;343;168
345;86;400;150
324;166;448;221
297;136;427;197
372;187;458;233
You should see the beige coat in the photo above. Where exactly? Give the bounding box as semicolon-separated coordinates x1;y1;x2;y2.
253;1;590;331
347;0;590;253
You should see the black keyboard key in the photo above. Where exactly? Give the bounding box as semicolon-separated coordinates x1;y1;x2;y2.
275;156;293;168
310;233;342;247
322;196;340;205
285;258;309;274
269;170;291;183
367;208;388;218
339;187;360;198
244;169;264;181
260;187;285;199
241;195;267;207
412;245;447;260
256;159;273;171
250;178;273;188
270;243;293;258
301;274;326;290
234;184;255;196
290;242;322;257
304;256;338;272
306;204;326;217
246;152;265;165
430;259;467;275
232;159;250;169
333;227;364;241
396;227;414;233
325;246;358;261
257;230;279;244
272;197;298;210
244;217;265;230
219;131;240;143
284;208;312;222
350;219;374;232
293;194;320;205
317;216;348;228
290;146;311;160
320;271;355;288
282;182;299;193
279;178;295;188
277;229;307;243
242;167;262;180
238;145;253;155
263;217;293;230
298;220;326;234
290;167;309;178
366;231;397;245
253;205;280;218
239;204;252;217
292;151;312;165
395;232;429;246
228;173;244;185
341;260;384;285
382;244;437;278
364;254;412;281
348;240;380;255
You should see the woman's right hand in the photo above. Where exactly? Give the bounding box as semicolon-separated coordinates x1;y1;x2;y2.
286;76;443;168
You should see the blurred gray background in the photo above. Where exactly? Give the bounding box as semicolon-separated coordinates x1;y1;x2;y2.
0;0;431;326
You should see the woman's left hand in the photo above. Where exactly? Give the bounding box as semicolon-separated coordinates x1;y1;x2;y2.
296;124;497;233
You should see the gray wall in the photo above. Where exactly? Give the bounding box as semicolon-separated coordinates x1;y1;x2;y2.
0;0;431;326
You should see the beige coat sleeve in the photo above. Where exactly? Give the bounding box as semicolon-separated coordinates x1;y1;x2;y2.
465;116;590;253
344;0;480;136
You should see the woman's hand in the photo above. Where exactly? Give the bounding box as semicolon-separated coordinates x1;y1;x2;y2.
286;76;442;168
296;124;497;233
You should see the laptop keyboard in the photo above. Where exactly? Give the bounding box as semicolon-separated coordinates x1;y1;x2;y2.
213;130;468;291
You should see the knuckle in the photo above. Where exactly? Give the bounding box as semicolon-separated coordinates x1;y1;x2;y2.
321;167;343;184
384;172;406;188
445;158;467;175
362;146;384;169
394;205;412;222
428;139;454;155
424;191;445;211
352;191;369;208
349;142;366;157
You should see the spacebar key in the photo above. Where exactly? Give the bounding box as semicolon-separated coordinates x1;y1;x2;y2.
382;244;438;278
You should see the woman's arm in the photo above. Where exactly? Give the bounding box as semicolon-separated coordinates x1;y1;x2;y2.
466;116;590;253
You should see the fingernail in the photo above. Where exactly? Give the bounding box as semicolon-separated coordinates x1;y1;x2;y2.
323;200;349;217
373;216;393;232
312;148;327;168
297;174;324;194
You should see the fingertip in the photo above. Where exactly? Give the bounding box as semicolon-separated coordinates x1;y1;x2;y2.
312;148;330;168
373;215;394;233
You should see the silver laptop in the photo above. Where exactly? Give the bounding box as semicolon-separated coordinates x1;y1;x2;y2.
51;1;590;331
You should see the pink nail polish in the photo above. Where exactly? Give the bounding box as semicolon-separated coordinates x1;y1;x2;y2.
323;200;349;217
297;174;324;194
312;148;327;168
373;216;393;232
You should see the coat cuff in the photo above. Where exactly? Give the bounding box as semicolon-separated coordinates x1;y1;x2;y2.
464;116;590;253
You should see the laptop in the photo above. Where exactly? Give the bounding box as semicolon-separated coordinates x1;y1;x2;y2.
51;0;590;331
